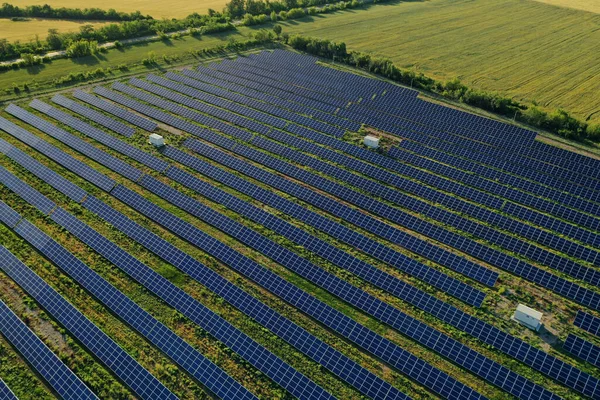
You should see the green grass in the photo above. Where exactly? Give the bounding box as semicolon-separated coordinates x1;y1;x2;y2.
270;0;600;124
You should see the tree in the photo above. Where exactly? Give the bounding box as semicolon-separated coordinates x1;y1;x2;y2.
273;24;282;37
46;28;63;49
20;52;36;66
270;10;277;21
225;0;245;18
65;39;98;58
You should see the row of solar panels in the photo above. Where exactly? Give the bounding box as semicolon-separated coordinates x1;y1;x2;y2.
0;110;483;399
181;55;600;243
50;82;597;398
110;74;600;312
2;51;596;398
0;95;570;399
206;52;600;186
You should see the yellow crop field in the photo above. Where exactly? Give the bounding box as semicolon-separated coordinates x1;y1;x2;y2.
277;0;600;124
3;0;229;19
0;18;112;43
533;0;600;14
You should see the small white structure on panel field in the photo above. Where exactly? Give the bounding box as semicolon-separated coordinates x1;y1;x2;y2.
149;133;165;147
512;304;543;331
364;135;380;149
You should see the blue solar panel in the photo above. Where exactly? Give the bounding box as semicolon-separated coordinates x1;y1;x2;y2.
0;380;17;400
563;334;600;368
0;120;413;400
0;197;22;228
94;83;487;305
0;138;87;203
72;90;157;131
7;217;256;400
0;114;116;192
6;103;143;183
29;99;169;173
574;311;600;337
0;166;56;214
0;241;176;400
52;94;135;137
0;284;98;400
178;140;599;398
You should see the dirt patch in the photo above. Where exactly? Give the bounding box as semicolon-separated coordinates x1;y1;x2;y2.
0;279;73;356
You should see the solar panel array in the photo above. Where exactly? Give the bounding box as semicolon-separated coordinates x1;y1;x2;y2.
3;49;600;400
563;335;600;368
95;84;487;306
574;311;600;337
0;118;355;400
131;72;600;301
2;106;492;398
34;102;581;400
72;90;157;131
0;228;177;400
0;273;98;400
71;82;598;398
51;94;135;137
142;60;600;310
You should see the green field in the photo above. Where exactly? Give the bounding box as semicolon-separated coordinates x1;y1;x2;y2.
276;0;600;124
4;0;229;19
0;18;112;43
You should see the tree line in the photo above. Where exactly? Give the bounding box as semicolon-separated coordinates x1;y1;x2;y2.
0;2;151;21
286;34;600;142
0;13;232;62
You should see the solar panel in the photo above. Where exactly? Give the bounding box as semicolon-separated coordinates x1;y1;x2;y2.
0;241;177;400
0;380;17;400
0;114;116;192
72;90;158;131
6;103;143;183
563;334;600;368
0;197;22;228
574;311;600;337
30;99;169;173
0;138;87;203
7;217;256;400
178;140;599;398
52;94;135;137
0;285;98;400
0;166;56;215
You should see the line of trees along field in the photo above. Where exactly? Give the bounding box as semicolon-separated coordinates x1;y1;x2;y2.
0;3;151;21
0;13;233;62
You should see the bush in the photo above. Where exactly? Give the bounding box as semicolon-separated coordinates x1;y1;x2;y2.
65;39;98;58
286;7;305;19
